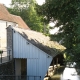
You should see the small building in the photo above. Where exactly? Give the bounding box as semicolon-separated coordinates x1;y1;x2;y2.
0;3;29;50
7;26;65;80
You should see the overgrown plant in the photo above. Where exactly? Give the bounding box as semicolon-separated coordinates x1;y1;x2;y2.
36;0;80;65
0;50;3;54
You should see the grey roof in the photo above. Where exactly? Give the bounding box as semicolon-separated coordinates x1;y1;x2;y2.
9;26;66;56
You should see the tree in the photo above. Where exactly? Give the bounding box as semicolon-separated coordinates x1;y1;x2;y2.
8;0;44;32
36;0;80;64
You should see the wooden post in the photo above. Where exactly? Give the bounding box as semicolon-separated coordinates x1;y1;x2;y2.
53;60;54;70
56;58;58;74
9;50;10;61
56;58;58;66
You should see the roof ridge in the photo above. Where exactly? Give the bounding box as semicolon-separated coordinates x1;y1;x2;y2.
10;14;20;17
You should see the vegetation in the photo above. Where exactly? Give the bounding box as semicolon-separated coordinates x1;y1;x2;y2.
0;50;3;54
8;0;44;32
7;0;80;66
36;0;80;66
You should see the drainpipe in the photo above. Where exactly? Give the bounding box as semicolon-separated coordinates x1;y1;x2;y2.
6;22;7;28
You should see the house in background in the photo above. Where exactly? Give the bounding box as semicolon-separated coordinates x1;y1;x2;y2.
7;26;65;80
0;3;29;51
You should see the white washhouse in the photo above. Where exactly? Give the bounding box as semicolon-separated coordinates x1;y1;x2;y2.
13;29;52;80
7;26;65;80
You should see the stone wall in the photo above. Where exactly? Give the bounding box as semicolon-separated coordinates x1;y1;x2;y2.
7;26;13;56
0;60;15;80
0;60;14;75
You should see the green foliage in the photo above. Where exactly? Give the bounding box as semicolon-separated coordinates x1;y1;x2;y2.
8;0;44;32
36;0;80;64
0;50;3;54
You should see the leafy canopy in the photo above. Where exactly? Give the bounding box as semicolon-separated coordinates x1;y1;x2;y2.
8;0;44;32
36;0;80;63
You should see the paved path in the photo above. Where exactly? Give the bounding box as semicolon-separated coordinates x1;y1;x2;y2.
60;67;80;80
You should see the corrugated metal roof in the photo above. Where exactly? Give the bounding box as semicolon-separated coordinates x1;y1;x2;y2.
0;3;29;29
9;26;66;56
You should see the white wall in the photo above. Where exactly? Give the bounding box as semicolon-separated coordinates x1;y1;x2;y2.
27;52;52;80
13;31;53;80
13;31;39;58
0;20;16;50
0;20;7;49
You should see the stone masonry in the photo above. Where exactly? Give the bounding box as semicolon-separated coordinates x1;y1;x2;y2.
7;26;13;56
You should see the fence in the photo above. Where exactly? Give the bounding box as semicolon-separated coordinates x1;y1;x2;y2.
0;75;41;80
0;50;12;64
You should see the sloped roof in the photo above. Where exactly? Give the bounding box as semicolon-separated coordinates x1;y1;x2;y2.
9;26;66;56
0;3;29;29
10;14;30;29
0;4;13;22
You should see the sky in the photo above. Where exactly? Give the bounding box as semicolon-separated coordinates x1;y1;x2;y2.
0;0;45;7
36;0;45;5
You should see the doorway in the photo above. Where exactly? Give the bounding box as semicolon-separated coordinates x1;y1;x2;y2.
21;59;27;79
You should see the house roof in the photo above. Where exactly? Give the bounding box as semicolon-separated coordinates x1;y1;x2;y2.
10;14;30;29
0;4;13;22
0;3;29;29
9;26;66;57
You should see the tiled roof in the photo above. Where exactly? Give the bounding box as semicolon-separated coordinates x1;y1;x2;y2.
0;3;29;29
0;4;13;22
10;14;30;29
10;27;66;56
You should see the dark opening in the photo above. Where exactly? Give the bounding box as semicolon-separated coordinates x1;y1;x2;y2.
21;59;27;79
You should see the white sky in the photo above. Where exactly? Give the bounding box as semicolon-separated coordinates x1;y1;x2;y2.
36;0;45;5
0;0;11;7
0;0;45;7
